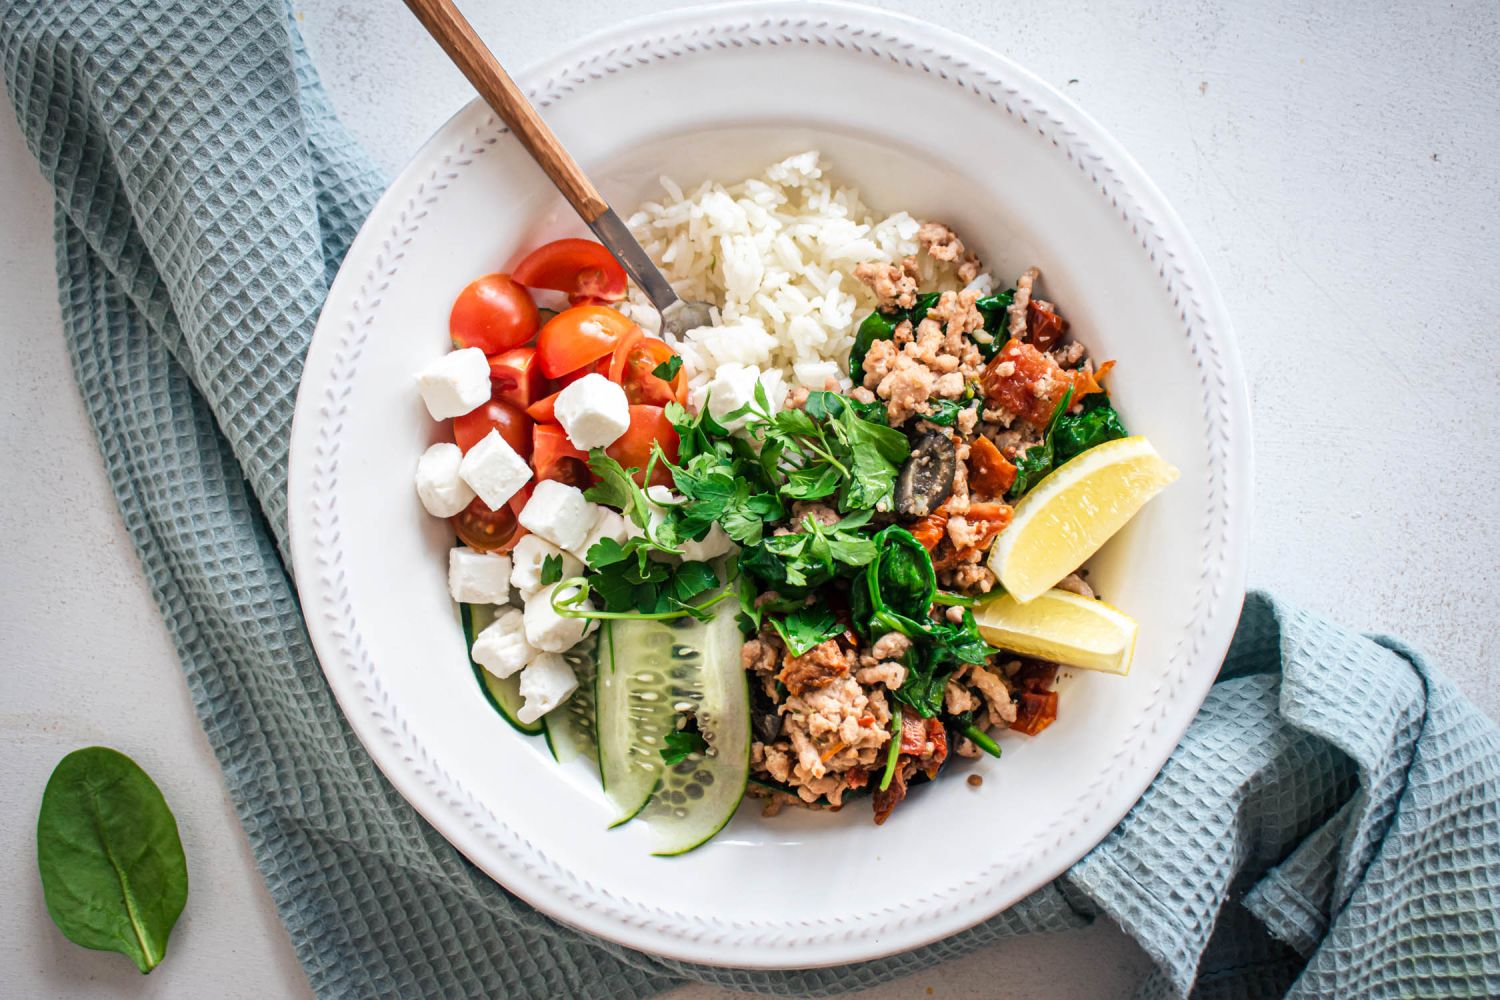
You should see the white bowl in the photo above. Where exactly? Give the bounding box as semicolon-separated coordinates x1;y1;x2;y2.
288;0;1251;969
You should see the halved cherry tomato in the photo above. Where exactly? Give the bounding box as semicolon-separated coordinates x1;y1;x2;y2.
512;238;627;305
453;398;532;457
605;404;678;487
535;305;636;378
526;357;611;422
450;273;538;354
608;329;687;406
487;346;546;410
533;423;592;488
451;495;519;552
526;390;561;424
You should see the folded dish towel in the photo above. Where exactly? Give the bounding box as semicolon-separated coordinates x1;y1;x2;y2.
4;2;1497;997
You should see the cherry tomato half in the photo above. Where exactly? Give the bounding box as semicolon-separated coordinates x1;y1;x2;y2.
525;357;610;422
451;495;519;552
487;346;547;410
608;329;687;406
535;305;636;379
453;398;533;457
450;273;538;354
533;423;592;488
605;404;678;488
512;238;628;305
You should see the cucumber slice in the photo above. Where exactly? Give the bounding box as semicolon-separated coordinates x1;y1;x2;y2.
544;634;599;768
461;603;544;737
595;611;750;853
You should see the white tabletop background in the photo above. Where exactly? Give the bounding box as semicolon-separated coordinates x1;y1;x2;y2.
2;1;1496;997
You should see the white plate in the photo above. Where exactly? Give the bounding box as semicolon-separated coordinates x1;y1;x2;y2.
288;0;1251;969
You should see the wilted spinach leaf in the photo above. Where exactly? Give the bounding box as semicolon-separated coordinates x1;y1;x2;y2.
36;747;188;974
1054;400;1128;461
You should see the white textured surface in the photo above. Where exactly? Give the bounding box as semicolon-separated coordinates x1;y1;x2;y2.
0;1;1495;997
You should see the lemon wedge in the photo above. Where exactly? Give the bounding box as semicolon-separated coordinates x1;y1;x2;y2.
973;588;1138;674
987;436;1178;603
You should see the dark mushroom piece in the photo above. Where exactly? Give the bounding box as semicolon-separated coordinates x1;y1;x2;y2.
750;683;783;743
895;430;956;518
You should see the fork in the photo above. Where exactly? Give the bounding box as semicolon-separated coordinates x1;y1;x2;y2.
402;0;715;336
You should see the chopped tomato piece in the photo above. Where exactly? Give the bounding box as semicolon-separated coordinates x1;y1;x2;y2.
909;509;949;551
921;717;949;778
961;501;1013;551
898;713;929;755
487;346;547;410
526;389;561;423
981;338;1107;428
608;329;687;406
449;273;538;354
604;404;677;487
450;495;519;552
532;423;592;488
453;398;532;458
967;436;1017;498
1015;661;1059;693
512;238;628;305
1026;299;1068;351
535;305;635;378
1011;690;1059;736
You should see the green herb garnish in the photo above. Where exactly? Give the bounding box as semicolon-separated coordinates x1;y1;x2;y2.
769;605;846;657
539;553;563;586
660;724;709;765
651;355;683;382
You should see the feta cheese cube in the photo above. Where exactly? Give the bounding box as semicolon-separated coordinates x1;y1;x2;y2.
645;485;681;506
515;652;578;724
415;347;491;420
510;534;583;597
518;480;592;552
414;442;475;517
524;581;593;652
792;359;843;390
573;505;629;563
679;523;737;562
696;362;782;430
470;608;533;679
448;547;511;604
554;373;630;450
458;429;532;510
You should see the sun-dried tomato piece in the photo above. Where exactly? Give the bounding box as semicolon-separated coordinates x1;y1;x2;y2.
968;436;1017;498
1027;299;1069;351
981;338;1109;428
1011;690;1059;735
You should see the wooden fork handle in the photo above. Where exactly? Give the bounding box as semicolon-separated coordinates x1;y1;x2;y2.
403;0;609;223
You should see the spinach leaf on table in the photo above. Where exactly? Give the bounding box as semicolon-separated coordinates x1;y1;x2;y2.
36;747;188;974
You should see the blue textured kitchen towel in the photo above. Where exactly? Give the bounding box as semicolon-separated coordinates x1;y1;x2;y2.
3;2;1497;997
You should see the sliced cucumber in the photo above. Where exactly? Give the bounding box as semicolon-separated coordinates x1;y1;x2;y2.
596;611;750;853
462;603;544;736
545;634;599;769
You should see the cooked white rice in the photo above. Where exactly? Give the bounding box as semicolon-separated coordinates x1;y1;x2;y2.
621;151;990;413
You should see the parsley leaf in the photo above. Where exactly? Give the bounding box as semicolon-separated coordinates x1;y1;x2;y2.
651;355;683;381
539;553;563;586
660;725;708;765
768;605;845;657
